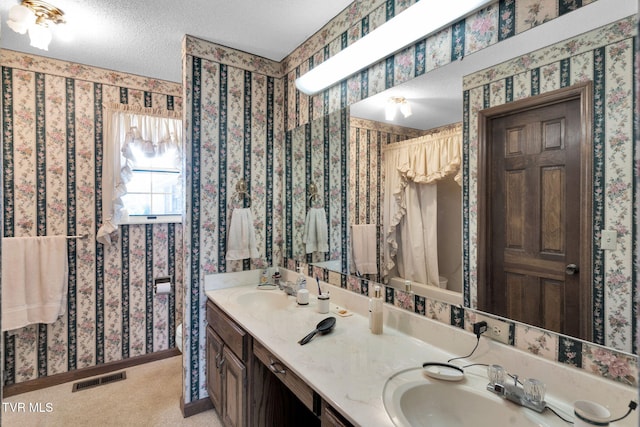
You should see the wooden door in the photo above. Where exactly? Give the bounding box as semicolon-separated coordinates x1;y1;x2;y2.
478;83;592;341
206;327;224;412
222;346;247;427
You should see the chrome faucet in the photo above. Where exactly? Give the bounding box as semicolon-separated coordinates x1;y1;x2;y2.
486;365;546;413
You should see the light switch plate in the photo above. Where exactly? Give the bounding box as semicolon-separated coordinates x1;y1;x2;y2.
601;229;617;251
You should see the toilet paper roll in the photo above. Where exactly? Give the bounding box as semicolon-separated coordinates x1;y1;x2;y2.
155;282;172;295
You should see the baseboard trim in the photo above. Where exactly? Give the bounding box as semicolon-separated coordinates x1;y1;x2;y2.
2;348;181;397
180;395;214;418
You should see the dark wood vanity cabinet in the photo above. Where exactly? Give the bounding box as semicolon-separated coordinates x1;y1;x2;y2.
206;298;353;427
206;326;224;412
321;401;354;427
206;300;250;427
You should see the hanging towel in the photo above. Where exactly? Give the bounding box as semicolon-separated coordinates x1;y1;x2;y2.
303;208;328;254
2;236;68;331
226;208;259;260
351;224;378;274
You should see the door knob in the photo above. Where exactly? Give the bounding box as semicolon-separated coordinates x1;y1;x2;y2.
565;264;579;275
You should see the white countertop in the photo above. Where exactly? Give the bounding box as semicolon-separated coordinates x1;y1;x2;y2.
206;284;427;426
205;272;637;427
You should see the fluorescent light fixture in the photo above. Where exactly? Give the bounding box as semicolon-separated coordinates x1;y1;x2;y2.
295;0;493;95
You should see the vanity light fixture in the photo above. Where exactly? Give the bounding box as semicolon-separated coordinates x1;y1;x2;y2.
6;0;67;51
295;0;493;95
385;97;412;121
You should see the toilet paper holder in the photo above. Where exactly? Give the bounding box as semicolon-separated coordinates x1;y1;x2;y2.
154;277;173;295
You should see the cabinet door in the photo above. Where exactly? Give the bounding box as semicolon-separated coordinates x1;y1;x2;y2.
321;401;353;427
222;346;246;427
206;326;224;412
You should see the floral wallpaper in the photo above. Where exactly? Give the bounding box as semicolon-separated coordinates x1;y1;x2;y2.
182;37;285;402
1;50;183;386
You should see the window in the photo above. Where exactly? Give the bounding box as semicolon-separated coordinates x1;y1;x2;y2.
98;108;183;246
121;129;182;218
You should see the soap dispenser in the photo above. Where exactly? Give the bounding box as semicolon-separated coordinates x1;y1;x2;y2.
370;285;383;334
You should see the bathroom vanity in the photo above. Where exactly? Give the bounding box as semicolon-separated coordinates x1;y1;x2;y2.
205;272;637;427
206;297;351;426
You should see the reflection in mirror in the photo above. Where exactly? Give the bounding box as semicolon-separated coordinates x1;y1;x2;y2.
288;2;637;355
350;0;637;353
284;109;349;273
464;13;637;354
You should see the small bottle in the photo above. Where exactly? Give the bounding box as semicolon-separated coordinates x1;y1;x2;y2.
370;285;383;334
272;267;281;288
404;280;412;293
260;268;271;285
296;267;307;290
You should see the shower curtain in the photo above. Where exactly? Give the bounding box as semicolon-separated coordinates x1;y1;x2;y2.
382;124;462;286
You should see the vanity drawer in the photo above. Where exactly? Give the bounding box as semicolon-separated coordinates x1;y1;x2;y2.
206;300;249;361
253;340;316;413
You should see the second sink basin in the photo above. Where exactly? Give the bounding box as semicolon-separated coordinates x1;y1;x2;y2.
234;289;292;310
383;367;564;426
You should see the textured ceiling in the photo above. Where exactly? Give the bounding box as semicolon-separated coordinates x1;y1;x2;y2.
0;0;354;83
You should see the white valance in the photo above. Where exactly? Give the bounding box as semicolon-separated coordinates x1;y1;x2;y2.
382;124;462;185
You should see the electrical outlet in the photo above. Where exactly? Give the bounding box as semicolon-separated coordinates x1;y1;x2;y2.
476;314;510;345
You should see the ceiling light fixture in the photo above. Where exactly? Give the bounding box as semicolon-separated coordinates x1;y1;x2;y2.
295;0;493;96
7;0;67;51
385;97;412;121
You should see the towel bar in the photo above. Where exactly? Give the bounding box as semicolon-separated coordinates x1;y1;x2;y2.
66;234;89;239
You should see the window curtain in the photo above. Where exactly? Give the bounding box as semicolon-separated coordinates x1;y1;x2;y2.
97;103;182;245
382;124;462;285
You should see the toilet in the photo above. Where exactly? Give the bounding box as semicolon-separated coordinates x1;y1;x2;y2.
176;324;183;352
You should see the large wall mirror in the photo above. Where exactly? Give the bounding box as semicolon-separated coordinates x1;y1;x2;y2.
282;1;637;355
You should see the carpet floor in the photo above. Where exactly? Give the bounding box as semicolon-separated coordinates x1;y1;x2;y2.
2;355;222;427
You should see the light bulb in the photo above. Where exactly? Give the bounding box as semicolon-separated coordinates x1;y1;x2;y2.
28;24;53;50
400;101;412;118
385;102;396;121
7;4;36;34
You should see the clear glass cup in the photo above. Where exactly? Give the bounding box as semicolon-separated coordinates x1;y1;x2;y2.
487;364;505;385
524;378;546;404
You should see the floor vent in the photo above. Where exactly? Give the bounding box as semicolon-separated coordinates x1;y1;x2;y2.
72;371;126;392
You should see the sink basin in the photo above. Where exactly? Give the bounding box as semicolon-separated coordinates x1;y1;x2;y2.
234;289;292;310
383;368;564;426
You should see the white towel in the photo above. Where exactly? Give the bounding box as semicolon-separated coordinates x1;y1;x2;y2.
226;208;259;260
303;208;328;254
351;224;378;274
2;236;68;331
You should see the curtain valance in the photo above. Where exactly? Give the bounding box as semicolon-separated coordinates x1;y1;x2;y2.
382;124;462;185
